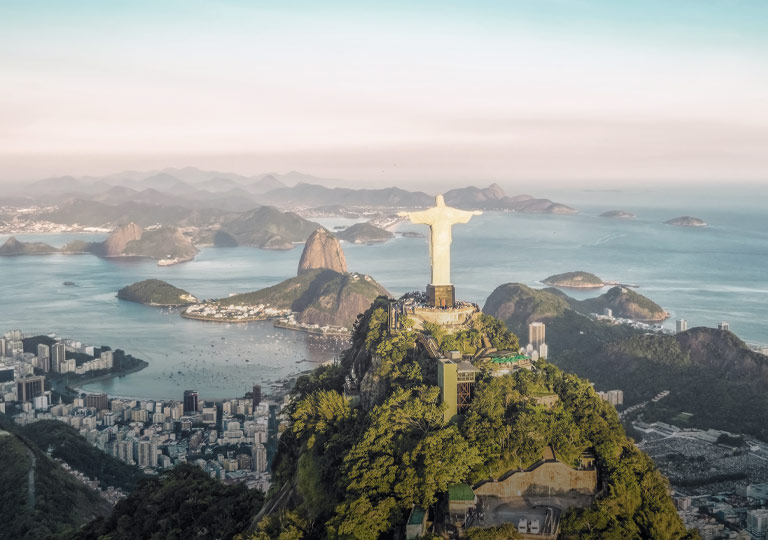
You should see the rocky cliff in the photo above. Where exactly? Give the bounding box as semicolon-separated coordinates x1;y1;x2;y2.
297;228;347;274
122;227;197;262
100;222;143;256
64;223;197;262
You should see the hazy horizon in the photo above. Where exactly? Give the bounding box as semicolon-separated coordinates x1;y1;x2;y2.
2;0;767;185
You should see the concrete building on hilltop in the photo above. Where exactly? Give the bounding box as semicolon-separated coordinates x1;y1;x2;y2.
718;321;730;331
528;322;546;349
438;359;480;423
676;319;688;333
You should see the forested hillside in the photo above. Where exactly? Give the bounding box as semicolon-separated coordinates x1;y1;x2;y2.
246;298;692;539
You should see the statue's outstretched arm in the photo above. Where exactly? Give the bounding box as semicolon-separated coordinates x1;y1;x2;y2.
448;208;483;224
398;210;432;225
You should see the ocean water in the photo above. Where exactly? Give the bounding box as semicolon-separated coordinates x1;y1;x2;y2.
1;195;766;399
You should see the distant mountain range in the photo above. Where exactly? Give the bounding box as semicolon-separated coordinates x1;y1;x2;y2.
3;167;576;215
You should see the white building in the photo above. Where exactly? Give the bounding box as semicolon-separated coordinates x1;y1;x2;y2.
747;509;768;540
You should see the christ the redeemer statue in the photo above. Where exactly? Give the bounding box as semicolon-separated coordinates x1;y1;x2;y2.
399;194;481;307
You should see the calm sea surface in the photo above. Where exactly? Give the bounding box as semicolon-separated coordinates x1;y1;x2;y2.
1;191;766;399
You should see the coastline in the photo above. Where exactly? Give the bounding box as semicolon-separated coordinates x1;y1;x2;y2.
55;359;150;398
180;308;352;337
179;310;277;323
273;319;351;337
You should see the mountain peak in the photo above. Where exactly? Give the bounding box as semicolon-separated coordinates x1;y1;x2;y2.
297;228;347;275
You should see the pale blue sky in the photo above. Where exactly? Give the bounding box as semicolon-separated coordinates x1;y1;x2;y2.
1;0;766;184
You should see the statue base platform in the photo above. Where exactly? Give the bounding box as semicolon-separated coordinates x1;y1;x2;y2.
427;284;455;308
410;304;477;331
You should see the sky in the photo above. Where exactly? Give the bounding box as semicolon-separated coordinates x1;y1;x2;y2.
1;0;767;186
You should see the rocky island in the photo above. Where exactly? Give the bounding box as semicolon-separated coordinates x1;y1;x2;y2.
335;221;394;244
117;279;198;306
665;216;707;227
542;270;605;288
600;210;636;219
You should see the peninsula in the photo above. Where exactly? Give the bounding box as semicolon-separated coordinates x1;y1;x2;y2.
181;228;389;332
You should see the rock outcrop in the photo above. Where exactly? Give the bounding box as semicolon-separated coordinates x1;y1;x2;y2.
0;236;59;256
297;228;347;274
100;223;143;256
542;271;605;288
665;216;707;227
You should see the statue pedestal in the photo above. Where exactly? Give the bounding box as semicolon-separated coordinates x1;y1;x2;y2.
427;284;455;308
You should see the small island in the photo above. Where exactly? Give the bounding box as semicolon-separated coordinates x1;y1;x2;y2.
600;210;636;219
117;279;198;306
665;216;707;227
542;271;605;289
336;222;394;244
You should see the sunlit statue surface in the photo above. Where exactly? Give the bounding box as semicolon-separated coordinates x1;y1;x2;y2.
399;195;481;306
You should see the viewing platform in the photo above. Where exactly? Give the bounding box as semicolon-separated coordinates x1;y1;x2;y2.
410;304;477;329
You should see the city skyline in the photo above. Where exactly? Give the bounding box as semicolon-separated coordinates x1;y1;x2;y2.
1;0;767;184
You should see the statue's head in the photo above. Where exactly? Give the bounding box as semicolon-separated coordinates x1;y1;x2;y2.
435;194;445;207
